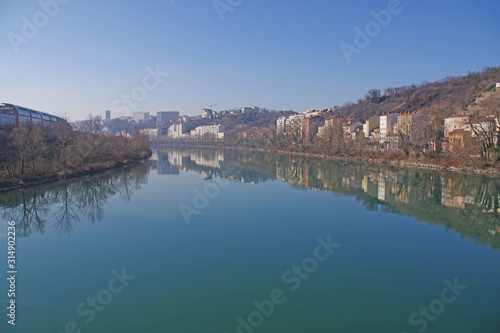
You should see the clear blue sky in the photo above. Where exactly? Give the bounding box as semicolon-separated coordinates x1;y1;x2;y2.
0;0;499;120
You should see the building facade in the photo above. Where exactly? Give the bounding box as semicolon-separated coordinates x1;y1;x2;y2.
133;112;150;123
363;116;379;139
444;115;470;137
167;123;186;139
157;111;180;123
202;109;214;118
242;106;260;114
397;112;429;143
276;116;287;135
190;124;225;140
379;113;398;142
302;116;325;140
285;114;305;140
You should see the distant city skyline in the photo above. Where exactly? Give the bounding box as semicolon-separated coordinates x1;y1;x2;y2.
1;0;499;121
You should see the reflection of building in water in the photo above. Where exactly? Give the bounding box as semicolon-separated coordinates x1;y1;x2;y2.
239;176;260;184
393;183;410;204
169;151;184;167
362;174;378;197
378;177;386;201
376;171;397;203
441;178;475;209
157;154;180;175
441;193;475;209
342;175;361;190
202;171;216;180
276;160;304;185
161;149;225;170
189;150;224;168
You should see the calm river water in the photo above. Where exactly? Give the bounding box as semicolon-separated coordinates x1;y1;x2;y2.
1;148;499;333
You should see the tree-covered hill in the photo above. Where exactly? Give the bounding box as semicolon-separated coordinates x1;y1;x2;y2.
333;66;500;121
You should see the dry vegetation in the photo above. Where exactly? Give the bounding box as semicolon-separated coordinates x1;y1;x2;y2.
0;115;151;189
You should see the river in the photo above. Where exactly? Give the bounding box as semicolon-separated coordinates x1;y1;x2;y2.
1;147;499;333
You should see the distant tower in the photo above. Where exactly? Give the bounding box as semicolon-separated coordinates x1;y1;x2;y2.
105;110;111;121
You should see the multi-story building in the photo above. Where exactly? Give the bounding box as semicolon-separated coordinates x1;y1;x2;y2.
242;106;260;114
302;116;325;141
140;128;159;139
157;111;180;123
276;116;287;135
202;109;214;118
363;116;379;139
448;129;472;151
133;112;150;123
105;110;111;122
190;124;225;140
379;113;398;142
343;118;363;135
167;123;186;139
397;111;429;143
444;115;470;137
285;114;305;139
318;116;342;138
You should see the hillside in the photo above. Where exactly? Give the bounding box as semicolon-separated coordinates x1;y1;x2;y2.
333;66;500;122
173;66;500;137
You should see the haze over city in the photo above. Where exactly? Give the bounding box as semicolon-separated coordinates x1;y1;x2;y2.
1;0;499;120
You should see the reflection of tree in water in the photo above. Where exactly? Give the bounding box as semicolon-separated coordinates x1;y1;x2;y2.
0;163;150;236
114;166;148;202
71;177;118;223
52;183;80;235
1;189;50;236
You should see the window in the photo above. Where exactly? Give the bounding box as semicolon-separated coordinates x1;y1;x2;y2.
0;114;15;126
18;109;31;117
19;115;30;123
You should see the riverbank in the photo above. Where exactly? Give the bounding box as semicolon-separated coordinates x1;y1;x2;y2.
0;150;152;192
154;140;500;177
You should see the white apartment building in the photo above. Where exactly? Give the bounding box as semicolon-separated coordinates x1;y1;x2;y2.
276;116;287;134
190;124;225;140
379;113;398;142
167;123;186;139
285;114;305;139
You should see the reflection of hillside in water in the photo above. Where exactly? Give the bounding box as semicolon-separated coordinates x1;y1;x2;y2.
0;163;150;237
156;147;500;250
3;147;498;250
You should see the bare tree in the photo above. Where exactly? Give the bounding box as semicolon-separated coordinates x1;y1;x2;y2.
469;99;500;162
